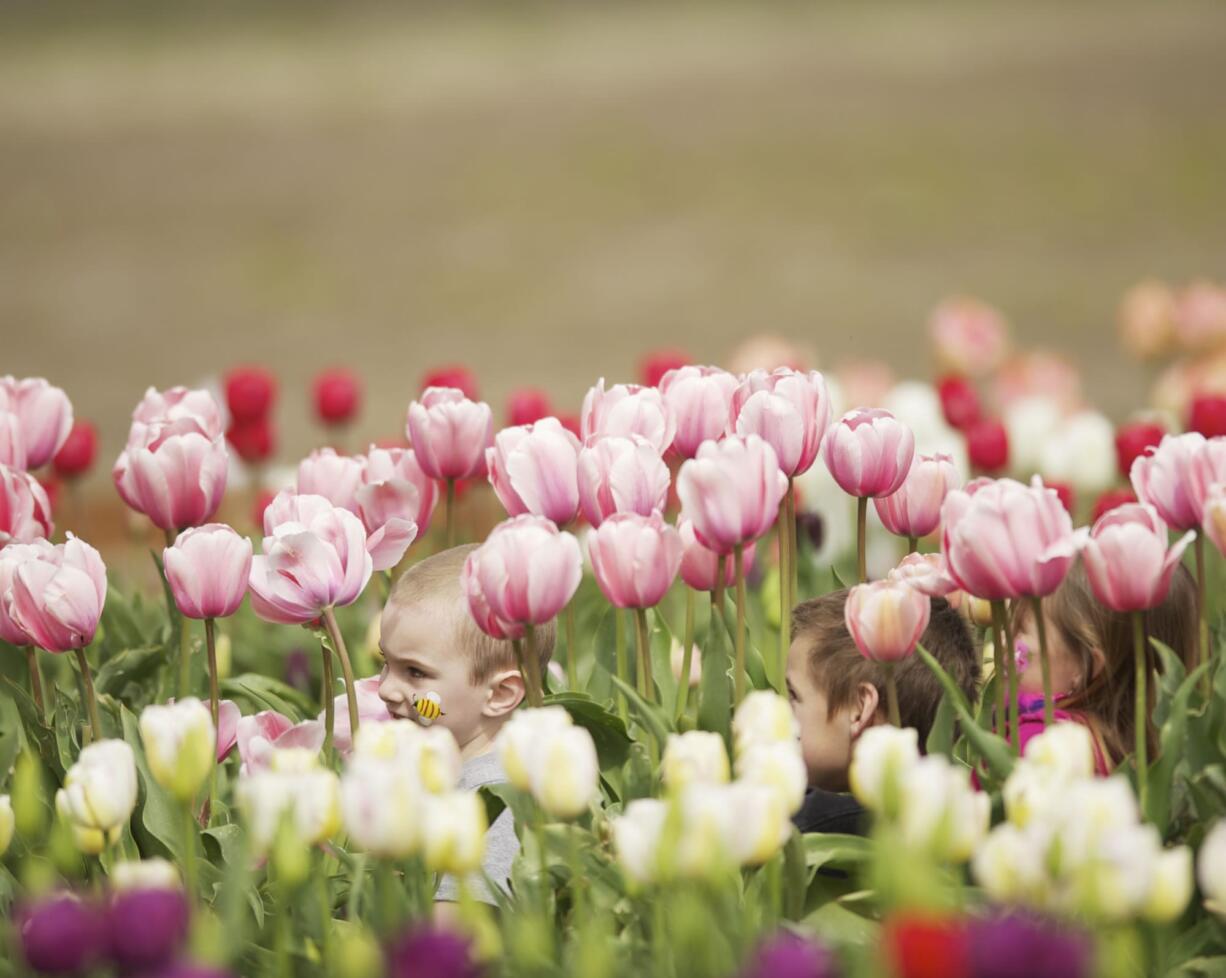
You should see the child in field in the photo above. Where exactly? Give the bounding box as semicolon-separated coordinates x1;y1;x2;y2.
1008;560;1196;774
786;590;981;835
377;544;556;904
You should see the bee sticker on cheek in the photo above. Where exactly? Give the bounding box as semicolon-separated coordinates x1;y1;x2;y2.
411;691;444;726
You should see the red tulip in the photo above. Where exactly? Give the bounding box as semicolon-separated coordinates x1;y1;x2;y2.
730;368;832;478
506;388;553;427
313;368;362;426
639;348;691;388
588;511;683;609
1091;487;1137;523
1047;480;1075;516
0;464;54;545
223;366;277;422
225;416;275;465
676;434;787;555
1114;420;1165;480
936;376;982;431
52;421;99;480
1190;394;1226;439
1082;503;1193;612
421;365;479;401
406;388;494;481
0;376;74;470
883;914;970;978
822;408;915;499
965;418;1009;473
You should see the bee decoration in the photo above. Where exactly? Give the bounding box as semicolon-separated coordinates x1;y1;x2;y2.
411;691;444;726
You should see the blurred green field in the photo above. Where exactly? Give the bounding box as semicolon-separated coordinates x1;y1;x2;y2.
2;1;1225;476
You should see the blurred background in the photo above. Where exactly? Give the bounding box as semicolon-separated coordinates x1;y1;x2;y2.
3;0;1226;553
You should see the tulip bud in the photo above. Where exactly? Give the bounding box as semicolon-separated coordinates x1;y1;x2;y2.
528;725;599;819
140;698;217;803
874;452;961;540
18;893;106;975
1024;721;1096;781
1190;394;1226;439
823;408;915;499
52;420;99;481
0;376;74;470
936;375;982;431
1197;820;1226;918
1114;420;1165;481
1082;503;1193;612
640;349;692;388
677;435;788;555
848;725;919;818
581;378;676;454
340;756;422;859
896;755;989;863
972;824;1045;905
677;518;751;593
163;524;252;621
658;365;738;459
844;579;931;663
730;368;831;478
237;748;341;855
331;922;385;978
660;732;730;792
1037;410;1116;494
964;595;994;628
928;296;1009;377
422;791;487;876
611;798;670;887
461;516;582;626
112;858;181;892
497;707;573;791
732;690;798;759
314;367;362;425
406;387;494;481
577;435;671;527
966;417;1009;474
0;794;13;857
486;418;582;526
0;464;54;546
296;447;364;513
888;552;958;598
107;876;189;970
587;511;682;609
223;365;277;422
735;741;807;816
1143;846;1193;923
8;534;107;652
56;740;138;854
1130;431;1205;531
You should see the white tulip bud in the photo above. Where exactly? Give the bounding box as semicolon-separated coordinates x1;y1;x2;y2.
1021;722;1096;781
1038;410;1116;494
896;755;989;863
112;858;181;892
139;698;216;803
238;748;341;854
353;721;462;795
676;782;789;875
1002;761;1061;829
497;707;573;791
340;756;422;859
661;732;730;792
422;791;487;876
1198;820;1226;918
1004;396;1062;476
56;740;138;853
725;782;791;867
735;741;807;816
611;799;670;888
1143;846;1194;924
1066;823;1160;921
732;691;798;758
848;725;919;817
973;824;1045;905
528;726;598;820
0;795;12;857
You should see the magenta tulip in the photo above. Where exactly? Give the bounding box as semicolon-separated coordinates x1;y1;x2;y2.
676;434;787;555
888;552;959;598
0;376;73;470
1129;432;1205;531
1082;504;1194;612
405;387;493;481
730;368;832;478
264;489;413;573
659;365;739;459
360;446;439;533
845;579;931;663
296;447;364;513
873;452;962;540
8;534;107;652
235;709;326;775
162;524;252;620
588;511;682;609
822;408;915;499
463;515;582;626
0;463;54;545
486;417;582;525
678;518;755;592
577;435;671;528
0;540;55;646
113;413;229;532
580;378;676;453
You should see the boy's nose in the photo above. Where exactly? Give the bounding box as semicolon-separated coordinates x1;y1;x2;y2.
378;679;404;706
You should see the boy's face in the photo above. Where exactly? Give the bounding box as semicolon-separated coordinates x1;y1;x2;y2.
786;637;854;791
377;594;510;753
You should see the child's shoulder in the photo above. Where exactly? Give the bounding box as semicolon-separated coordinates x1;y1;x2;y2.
458;749;509;791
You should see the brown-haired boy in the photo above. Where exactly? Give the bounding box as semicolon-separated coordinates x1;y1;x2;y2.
786;589;980;834
377;544;556;902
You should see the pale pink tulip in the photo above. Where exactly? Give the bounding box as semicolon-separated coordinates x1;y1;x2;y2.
327;676;393;757
1186;436;1226;524
580;378;676;453
463;515;582;625
1202;483;1226;559
873;452;961;539
677;518;754;592
461;557;524;640
1174;281;1226;352
0;377;73;470
8;534;107;652
264;489;414;573
658;365;738;459
0;539;56;646
405;387;493;481
887;552;958;598
235;709;326;775
485;417;582;525
248;501;372;624
941;477;1083;601
162;523;253;620
0;463;54;545
113;416;229;532
730;368;831;478
360;445;438;533
0;412;27;470
577;435;670;527
216;700;241;761
127;386;225;440
845;579;932;663
1130;432;1206;531
588;511;683;609
822;408;915;499
1082;503;1194;612
296;448;364;513
927;296;1009;377
676;435;787;555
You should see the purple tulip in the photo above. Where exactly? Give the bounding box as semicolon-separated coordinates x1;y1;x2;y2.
108;887;189;969
19;893;106;975
144;965;237;978
966;913;1092;978
740;932;839;978
386;926;483;978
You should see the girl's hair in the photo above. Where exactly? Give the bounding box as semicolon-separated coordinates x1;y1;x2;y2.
1017;559;1197;765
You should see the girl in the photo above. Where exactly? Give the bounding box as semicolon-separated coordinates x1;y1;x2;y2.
1009;559;1196;774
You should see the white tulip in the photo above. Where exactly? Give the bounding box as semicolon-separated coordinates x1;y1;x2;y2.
238;748;341;854
882;382;969;476
528;725;598;819
1038;410;1116;494
354;721;462;794
1020;722;1096;782
897;755;989;863
848;725;919;816
723;782;791;867
422;791;487;876
497;707;573;791
732;691;798;758
56;740;138;853
676;782;789;875
661;732;730;792
1064;822;1161;921
1198;820;1226;918
735;741;808;816
139;698;216;803
1002;761;1062;829
0;795;12;857
112;858;181;891
611;798;670;887
973;824;1046;905
1004;396;1062;477
1143;846;1194;924
340;756;422;859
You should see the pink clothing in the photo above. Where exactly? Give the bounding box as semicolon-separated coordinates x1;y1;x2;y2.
1015;695;1112;776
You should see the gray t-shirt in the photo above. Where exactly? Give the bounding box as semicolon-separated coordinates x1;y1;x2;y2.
434;750;518;905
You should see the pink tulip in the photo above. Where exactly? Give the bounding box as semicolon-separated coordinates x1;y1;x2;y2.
1186;436;1226;525
128;386;225;440
1082;503;1194;612
887;552;958;598
248;500;372;624
730;368;832;478
845;579;932;663
0;463;54;545
588;511;683;609
235;709;326;775
461;558;524;640
676;434;787;555
873;452;961;540
927;296;1009;377
577;435;670;528
0;377;73;471
580;378;676;453
162;523;253;620
462;515;582;625
1129;432;1206;531
264;489;414;573
216;700;241;761
351;483;419;570
113;416;229;532
658;365;739;459
405;387;493;481
486;417;582;525
941;477;1083;601
296;447;364;513
8;534;107;652
360;446;438;533
822;408;915;499
1203;483;1226;558
0;539;56;646
677;518;754;592
327;676;392;756
0;412;27;470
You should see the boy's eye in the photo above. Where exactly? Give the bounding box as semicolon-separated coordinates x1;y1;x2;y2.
407;666;427;680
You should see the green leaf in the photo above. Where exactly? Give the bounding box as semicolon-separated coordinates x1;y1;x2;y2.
697;615;732;745
609;676;671;751
646;608;679;715
119;706;183;861
916;644;1014;783
802;833;873;873
478;784;509;828
543;692;633;773
782;829;808;922
220;674;316;721
99;587;151;655
926;690;955;759
93;646;166;702
803;896;879;949
830;566;848;590
1148;660;1209;829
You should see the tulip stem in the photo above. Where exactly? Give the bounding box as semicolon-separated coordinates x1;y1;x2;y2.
523;623;544;708
1002;604;1020;757
445;478;456;549
634;607;653;703
675;587;696;723
856;497;868;584
1031;597;1054;728
74;648;102;742
181;801;199;910
734;543;747;704
24;647;46;725
177;616;193;700
990;601;1010;750
323;607;361;743
614;611;629;723
204;618;220;729
1195;532;1210;699
884;663;901;727
564;601;578;690
1133;611;1150;813
320;639;335;761
779;482;792;695
713;555;727;626
907;535;918;554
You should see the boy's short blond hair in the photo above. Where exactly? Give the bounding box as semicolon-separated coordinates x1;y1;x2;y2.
387;544;556;685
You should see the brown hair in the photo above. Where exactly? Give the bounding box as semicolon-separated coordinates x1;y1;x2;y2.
791;589;981;745
1014;560;1196;766
387;545;556;685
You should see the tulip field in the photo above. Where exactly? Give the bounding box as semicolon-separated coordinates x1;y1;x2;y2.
5;290;1226;978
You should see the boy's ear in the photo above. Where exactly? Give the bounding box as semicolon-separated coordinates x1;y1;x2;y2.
849;681;884;737
483;668;526;718
1086;645;1108;685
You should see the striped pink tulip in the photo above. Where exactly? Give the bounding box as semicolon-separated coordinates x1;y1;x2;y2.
0;539;56;645
874;452;961;539
234;709;326;775
0;412;26;470
823;409;915;499
578;435;670;528
730;368;832;477
888;552;958;598
296;448;364;513
8;535;107;652
463;515;582;626
588;511;683;609
581;378;676;454
1187;436;1226;524
359;446;438;533
486;417;582;526
0;376;74;470
677;518;753;592
1082;503;1194;612
845;579;931;663
659;365;738;459
1130;432;1205;531
0;463;54;545
676;435;787;555
405;387;494;481
265;489;414;572
162;523;253;620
